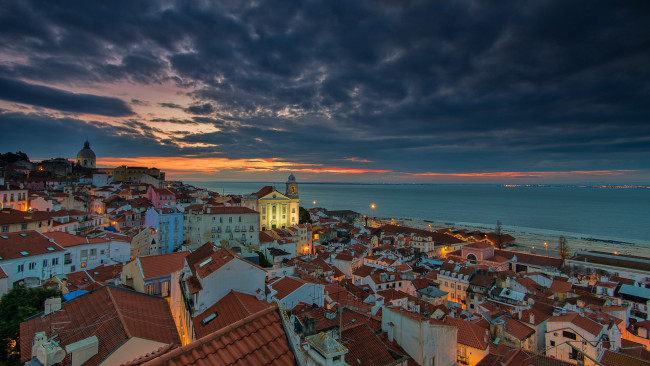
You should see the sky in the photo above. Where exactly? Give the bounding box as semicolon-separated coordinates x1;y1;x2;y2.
1;1;649;183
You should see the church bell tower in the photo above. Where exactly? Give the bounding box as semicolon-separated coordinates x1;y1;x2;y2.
286;173;298;197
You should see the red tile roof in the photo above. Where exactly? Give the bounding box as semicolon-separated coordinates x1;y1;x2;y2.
0;230;65;260
20;285;180;365
294;306;381;333
0;209;57;225
504;317;535;340
599;350;650;366
270;276;309;300
88;263;123;283
445;317;489;350
341;324;406;365
549;312;604;336
254;186;275;198
193;290;273;339
142;306;295;366
137;251;189;278
42;231;107;247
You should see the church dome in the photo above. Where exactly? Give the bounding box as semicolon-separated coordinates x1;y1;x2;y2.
77;140;96;168
287;173;295;182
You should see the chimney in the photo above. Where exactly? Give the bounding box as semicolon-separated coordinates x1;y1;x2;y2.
530;313;535;324
44;297;61;315
65;335;99;366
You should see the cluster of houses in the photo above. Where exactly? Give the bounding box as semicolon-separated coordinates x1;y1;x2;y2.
3;155;650;365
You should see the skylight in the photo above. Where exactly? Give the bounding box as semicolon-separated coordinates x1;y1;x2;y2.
199;258;213;267
201;312;218;326
46;247;55;251
20;251;29;256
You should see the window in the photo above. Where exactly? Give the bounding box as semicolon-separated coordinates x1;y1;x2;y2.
29;262;36;270
550;340;555;347
21;224;27;230
145;283;155;294
71;265;75;272
17;264;24;273
250;225;254;231
563;331;577;340
90;249;97;258
80;249;88;258
1;226;7;233
81;262;87;268
229;217;232;223
238;216;241;222
161;280;170;297
52;258;58;266
43;259;48;267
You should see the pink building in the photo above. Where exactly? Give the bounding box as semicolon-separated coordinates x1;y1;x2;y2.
146;186;176;209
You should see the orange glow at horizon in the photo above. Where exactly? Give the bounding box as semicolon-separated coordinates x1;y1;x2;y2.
295;168;393;174
98;156;315;175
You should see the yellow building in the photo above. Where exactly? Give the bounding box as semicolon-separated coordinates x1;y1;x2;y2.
113;165;164;182
243;174;300;230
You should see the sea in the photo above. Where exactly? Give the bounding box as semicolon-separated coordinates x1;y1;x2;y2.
193;182;650;246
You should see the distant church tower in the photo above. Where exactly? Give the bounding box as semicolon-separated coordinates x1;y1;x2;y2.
286;173;298;197
76;140;96;168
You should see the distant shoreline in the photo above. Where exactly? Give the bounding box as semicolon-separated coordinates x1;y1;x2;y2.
372;216;650;257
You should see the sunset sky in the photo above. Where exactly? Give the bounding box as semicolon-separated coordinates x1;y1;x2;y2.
1;1;649;183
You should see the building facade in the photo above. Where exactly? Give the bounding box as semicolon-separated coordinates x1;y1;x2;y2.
183;205;259;250
242;174;300;230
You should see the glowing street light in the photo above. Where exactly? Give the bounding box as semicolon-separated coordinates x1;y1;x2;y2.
544;242;548;257
313;200;316;206
370;203;376;210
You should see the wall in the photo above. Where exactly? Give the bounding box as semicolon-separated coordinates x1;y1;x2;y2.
382;307;457;366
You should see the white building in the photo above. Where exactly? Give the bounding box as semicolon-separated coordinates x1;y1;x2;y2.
382;306;458;366
0;231;65;289
183;205;259;250
545;312;620;366
43;231;130;273
176;243;267;341
268;276;325;310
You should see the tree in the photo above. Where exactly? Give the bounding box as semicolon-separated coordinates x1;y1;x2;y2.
255;251;273;268
0;151;29;166
0;286;61;365
299;206;312;224
495;220;505;249
558;235;570;264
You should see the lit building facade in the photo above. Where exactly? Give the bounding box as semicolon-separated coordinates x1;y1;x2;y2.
242;174;300;230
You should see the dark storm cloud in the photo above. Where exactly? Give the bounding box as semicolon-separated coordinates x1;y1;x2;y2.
0;77;134;116
1;0;649;176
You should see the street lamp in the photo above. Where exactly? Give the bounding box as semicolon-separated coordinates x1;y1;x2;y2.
544;242;548;257
313;200;316;206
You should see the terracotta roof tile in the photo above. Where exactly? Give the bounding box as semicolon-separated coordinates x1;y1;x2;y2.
549;312;604;336
504;317;535;340
42;231;107;247
193;290;273;339
142;307;294;366
341;324;406;365
600;350;650;366
445;317;489;350
137;251;189;278
20;285;180;365
270;276;309;300
0;230;65;260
